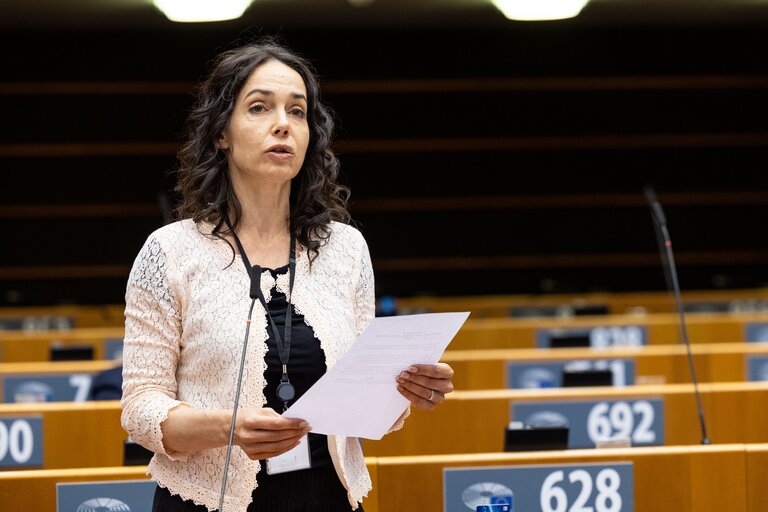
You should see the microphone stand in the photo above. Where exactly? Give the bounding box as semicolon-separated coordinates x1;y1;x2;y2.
644;187;710;445
218;296;257;511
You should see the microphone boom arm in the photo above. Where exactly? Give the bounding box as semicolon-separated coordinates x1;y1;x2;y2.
645;187;710;445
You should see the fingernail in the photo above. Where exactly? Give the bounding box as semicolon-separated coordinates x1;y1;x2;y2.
399;372;410;380
408;366;418;373
299;422;309;429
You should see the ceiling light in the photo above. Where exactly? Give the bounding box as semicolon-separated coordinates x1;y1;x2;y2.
492;0;590;21
154;0;253;22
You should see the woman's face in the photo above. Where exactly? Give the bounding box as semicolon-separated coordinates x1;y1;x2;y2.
219;59;310;185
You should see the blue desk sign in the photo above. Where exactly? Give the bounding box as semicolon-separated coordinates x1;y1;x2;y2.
0;318;25;330
0;316;74;331
57;480;157;512
512;399;664;449
3;374;94;403
104;339;124;360
0;416;43;468
746;323;768;343
444;462;634;512
746;355;768;381
507;359;636;389
536;326;647;349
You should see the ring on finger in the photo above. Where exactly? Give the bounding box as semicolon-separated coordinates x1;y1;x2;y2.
428;389;435;401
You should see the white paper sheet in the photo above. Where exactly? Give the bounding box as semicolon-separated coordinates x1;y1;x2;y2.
282;312;470;439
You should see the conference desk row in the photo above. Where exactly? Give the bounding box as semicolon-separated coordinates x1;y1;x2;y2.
396;288;768;317
2;312;768;363
445;342;768;389
366;381;768;456
5;342;768;403
1;444;766;512
8;286;761;328
2;288;765;329
452;312;768;350
0;305;124;330
2;382;768;469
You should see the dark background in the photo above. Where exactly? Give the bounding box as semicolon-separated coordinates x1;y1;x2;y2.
1;0;767;305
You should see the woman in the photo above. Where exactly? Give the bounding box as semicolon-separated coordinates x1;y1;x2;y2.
121;40;455;512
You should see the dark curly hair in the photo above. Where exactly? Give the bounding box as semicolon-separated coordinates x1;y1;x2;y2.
174;39;350;263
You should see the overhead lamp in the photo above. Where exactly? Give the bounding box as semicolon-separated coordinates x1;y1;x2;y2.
492;0;590;21
154;0;253;22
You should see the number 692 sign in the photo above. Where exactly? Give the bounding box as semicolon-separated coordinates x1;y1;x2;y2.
444;462;634;512
512;399;664;449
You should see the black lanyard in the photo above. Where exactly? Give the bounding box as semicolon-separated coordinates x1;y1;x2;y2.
226;220;297;410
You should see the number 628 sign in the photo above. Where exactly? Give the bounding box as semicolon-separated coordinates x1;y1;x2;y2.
444;463;634;512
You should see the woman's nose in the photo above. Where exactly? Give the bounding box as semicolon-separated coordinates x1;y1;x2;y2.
272;111;289;136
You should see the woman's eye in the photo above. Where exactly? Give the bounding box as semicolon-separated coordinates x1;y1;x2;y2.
248;103;266;114
289;107;307;118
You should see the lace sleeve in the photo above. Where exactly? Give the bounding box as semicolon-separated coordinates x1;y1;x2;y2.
120;234;190;461
353;236;375;338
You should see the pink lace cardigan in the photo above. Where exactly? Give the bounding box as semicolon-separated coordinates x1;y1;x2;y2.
121;219;404;511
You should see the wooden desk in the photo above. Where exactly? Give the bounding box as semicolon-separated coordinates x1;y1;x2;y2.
365;382;768;456
0;327;124;362
3;382;765;469
372;444;755;512
0;361;118;402
2;445;766;512
396;288;768;317
451;312;768;350
0;466;148;511
444;342;768;389
0;401;125;469
2;312;768;362
1;341;763;402
745;444;768;512
0;305;124;329
4;340;767;396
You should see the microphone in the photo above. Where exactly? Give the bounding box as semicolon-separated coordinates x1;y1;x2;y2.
644;186;710;445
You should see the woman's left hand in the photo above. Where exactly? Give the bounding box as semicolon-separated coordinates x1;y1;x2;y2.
396;363;455;411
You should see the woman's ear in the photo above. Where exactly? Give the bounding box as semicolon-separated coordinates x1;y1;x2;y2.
217;132;230;150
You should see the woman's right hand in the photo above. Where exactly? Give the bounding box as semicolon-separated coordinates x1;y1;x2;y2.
233;408;311;460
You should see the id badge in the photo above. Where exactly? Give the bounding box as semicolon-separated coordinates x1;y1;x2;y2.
266;434;311;475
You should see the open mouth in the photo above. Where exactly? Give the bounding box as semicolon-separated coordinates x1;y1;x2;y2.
268;146;293;155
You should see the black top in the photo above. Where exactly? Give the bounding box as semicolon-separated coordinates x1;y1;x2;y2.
261;265;332;468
